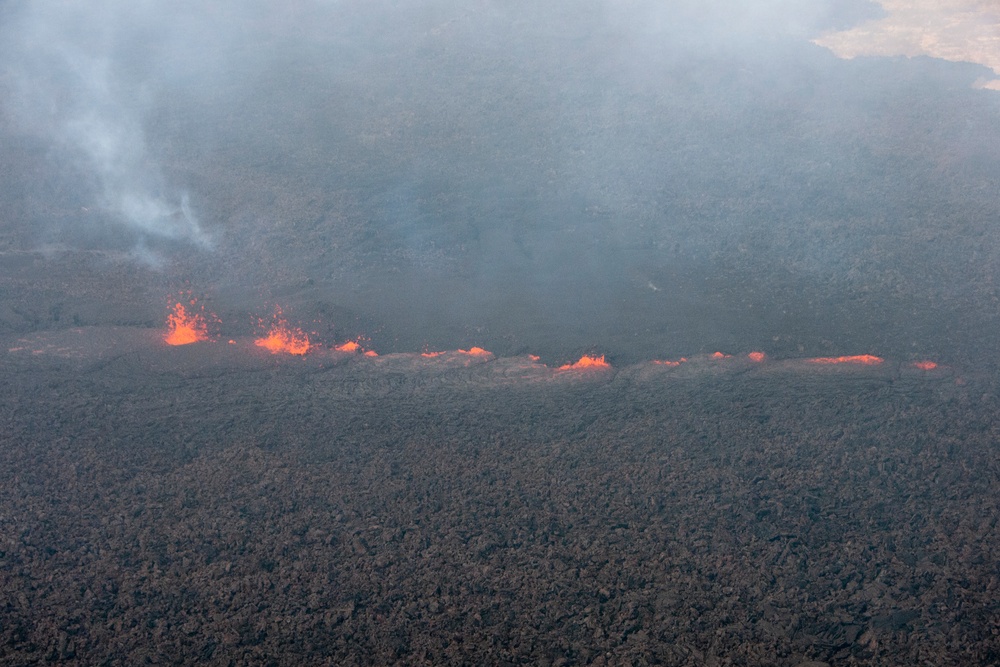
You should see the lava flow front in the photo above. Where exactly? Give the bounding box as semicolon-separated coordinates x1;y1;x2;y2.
164;301;209;346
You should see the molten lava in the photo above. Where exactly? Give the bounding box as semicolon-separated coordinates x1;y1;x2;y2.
558;355;611;370
807;354;883;366
255;313;311;356
164;301;209;346
157;289;944;376
335;340;377;356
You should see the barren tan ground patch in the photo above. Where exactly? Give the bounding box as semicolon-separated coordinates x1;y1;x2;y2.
814;0;1000;89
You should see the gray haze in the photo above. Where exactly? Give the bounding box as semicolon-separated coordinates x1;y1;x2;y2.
1;0;998;363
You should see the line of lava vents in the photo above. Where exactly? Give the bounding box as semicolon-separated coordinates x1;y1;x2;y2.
162;300;940;372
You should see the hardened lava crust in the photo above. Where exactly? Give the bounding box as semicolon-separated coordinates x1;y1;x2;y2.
1;326;997;665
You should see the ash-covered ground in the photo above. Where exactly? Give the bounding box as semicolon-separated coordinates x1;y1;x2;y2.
2;1;1000;664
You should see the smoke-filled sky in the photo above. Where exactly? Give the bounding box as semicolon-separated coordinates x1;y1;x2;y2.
1;0;999;361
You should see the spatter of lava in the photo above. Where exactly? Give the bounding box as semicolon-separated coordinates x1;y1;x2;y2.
164;300;210;346
335;340;378;357
458;347;492;357
255;311;311;356
160;299;945;372
558;354;610;370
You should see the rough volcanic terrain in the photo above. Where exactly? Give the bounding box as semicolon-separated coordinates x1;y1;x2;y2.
2;2;1000;664
2;323;999;665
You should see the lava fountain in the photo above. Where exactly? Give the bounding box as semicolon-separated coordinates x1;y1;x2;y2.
458;347;492;357
558;354;611;370
255;310;312;356
164;300;210;346
335;339;378;356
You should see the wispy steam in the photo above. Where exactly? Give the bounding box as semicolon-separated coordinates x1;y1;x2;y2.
0;0;210;255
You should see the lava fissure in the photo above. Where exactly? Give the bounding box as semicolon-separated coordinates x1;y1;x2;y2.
161;302;945;373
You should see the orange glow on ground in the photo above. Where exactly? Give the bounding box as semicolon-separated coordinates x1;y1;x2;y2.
164;301;209;346
336;339;378;356
807;354;883;366
155;293;935;372
255;312;311;356
558;355;611;370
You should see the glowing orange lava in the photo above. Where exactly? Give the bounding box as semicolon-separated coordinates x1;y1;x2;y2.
807;354;883;366
255;313;311;356
164;301;209;346
558;354;611;370
156;289;945;376
334;339;378;356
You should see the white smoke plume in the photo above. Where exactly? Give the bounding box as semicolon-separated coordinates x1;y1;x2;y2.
0;0;211;256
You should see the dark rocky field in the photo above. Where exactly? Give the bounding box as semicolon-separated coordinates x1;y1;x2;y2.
2;1;1000;664
1;329;999;665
